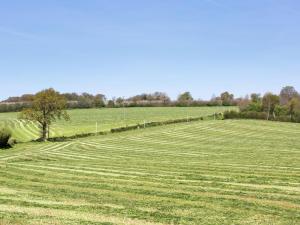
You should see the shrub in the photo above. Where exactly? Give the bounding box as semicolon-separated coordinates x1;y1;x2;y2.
245;102;262;112
240;111;268;120
274;116;292;123
292;112;300;123
224;110;240;119
274;105;289;117
0;128;12;148
224;110;268;120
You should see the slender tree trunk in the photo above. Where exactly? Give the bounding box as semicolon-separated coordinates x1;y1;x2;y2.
42;122;47;141
267;101;271;120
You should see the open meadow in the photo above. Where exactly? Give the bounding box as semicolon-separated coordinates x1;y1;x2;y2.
0;119;299;225
0;107;234;142
1;1;299;224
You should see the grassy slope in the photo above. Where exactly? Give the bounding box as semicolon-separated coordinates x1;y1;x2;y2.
0;107;235;142
0;119;299;225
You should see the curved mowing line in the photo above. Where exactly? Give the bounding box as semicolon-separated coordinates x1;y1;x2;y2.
5;119;31;141
15;119;37;139
10;160;298;187
1;119;300;224
3;166;299;199
0;204;163;225
2;166;300;204
2;169;299;207
20;120;40;136
0;143;73;162
10;161;300;186
4;119;65;141
1;169;300;213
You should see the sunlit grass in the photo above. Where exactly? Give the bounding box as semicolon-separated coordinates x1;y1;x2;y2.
0;119;299;224
0;107;235;142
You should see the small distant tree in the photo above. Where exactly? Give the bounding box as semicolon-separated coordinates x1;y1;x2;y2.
287;97;300;119
177;92;193;106
220;92;234;106
78;93;94;108
250;93;261;103
280;86;298;105
20;88;70;141
107;99;116;108
238;94;262;113
94;94;106;108
262;93;280;120
238;98;251;112
115;97;126;107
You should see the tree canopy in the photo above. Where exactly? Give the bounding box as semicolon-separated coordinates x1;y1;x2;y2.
280;86;299;105
20;88;70;141
220;92;234;106
177;92;193;104
235;86;300;122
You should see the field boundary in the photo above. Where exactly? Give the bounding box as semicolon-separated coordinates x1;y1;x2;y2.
46;113;223;142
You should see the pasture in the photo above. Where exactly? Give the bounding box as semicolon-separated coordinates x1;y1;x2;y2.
0;119;299;224
0;107;234;142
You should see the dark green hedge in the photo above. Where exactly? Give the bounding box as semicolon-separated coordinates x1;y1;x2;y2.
0;128;14;148
43;114;220;142
224;111;267;120
110;117;207;133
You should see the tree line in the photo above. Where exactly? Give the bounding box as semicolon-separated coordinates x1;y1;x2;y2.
0;91;239;112
1;88;233;144
224;86;300;123
1;87;299;117
1;86;299;147
0;93;106;112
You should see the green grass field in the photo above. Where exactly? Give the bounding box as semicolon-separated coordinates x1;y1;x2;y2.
0;119;299;224
0;107;234;142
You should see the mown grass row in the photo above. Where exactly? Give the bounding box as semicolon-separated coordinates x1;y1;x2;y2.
0;107;235;142
0;119;299;224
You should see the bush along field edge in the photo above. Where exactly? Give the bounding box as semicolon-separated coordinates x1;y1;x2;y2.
0;127;16;149
223;110;300;123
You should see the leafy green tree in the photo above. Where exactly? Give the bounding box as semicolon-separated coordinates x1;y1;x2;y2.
250;93;261;103
78;93;94;108
220;92;234;106
247;102;262;112
115;97;124;105
238;98;250;112
177;92;193;105
274;105;289;117
287;97;300;119
107;100;115;108
20;88;70;141
262;93;280;120
93;94;106;108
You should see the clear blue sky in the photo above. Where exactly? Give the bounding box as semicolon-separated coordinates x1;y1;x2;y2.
0;0;299;100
